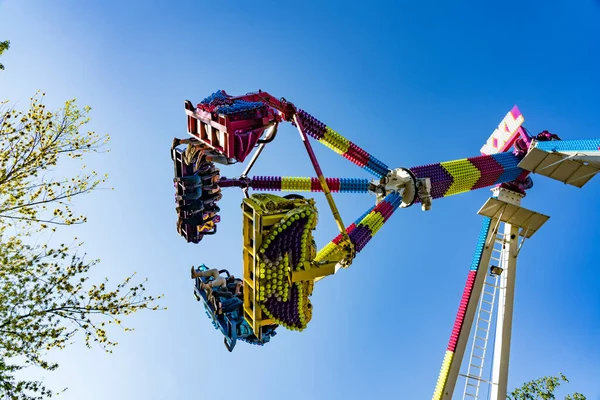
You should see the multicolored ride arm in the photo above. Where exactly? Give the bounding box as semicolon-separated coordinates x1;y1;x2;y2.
220;150;525;202
294;110;390;178
219;176;372;193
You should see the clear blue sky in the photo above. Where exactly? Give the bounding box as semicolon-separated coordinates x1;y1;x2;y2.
1;1;599;399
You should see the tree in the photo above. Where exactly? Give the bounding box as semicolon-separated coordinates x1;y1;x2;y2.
0;93;162;399
508;373;586;400
0;40;9;70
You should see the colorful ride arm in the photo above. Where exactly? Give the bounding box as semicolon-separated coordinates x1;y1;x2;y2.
218;149;527;206
220;176;372;193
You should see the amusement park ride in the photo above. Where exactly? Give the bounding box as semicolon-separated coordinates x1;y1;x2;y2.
171;90;600;400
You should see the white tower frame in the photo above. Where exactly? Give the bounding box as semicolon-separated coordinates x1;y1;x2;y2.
433;187;549;400
489;221;519;399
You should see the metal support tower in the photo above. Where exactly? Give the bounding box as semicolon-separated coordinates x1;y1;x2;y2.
489;221;519;399
432;187;549;400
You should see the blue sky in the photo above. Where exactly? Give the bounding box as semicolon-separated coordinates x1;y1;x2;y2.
1;1;599;399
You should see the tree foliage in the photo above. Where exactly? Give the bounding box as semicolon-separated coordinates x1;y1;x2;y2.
0;93;107;227
0;93;162;399
508;373;586;400
0;40;9;70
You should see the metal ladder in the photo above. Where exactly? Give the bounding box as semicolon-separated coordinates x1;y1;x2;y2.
460;231;506;399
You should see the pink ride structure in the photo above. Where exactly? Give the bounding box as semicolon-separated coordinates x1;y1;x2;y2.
173;90;600;399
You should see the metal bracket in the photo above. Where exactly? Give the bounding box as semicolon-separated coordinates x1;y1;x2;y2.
240;122;278;180
487;205;505;248
417;177;432;211
373;167;418;207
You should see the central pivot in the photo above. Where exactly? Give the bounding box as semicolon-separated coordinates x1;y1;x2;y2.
371;168;432;210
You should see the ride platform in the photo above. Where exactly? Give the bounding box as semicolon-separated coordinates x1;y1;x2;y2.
184;91;275;163
193;266;276;352
172;146;223;243
518;140;600;188
241;194;319;339
477;197;549;238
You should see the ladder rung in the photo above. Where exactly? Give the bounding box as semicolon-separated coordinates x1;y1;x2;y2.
469;364;482;369
478;318;491;324
484;283;500;289
462;375;493;385
460;373;487;381
474;345;486;350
